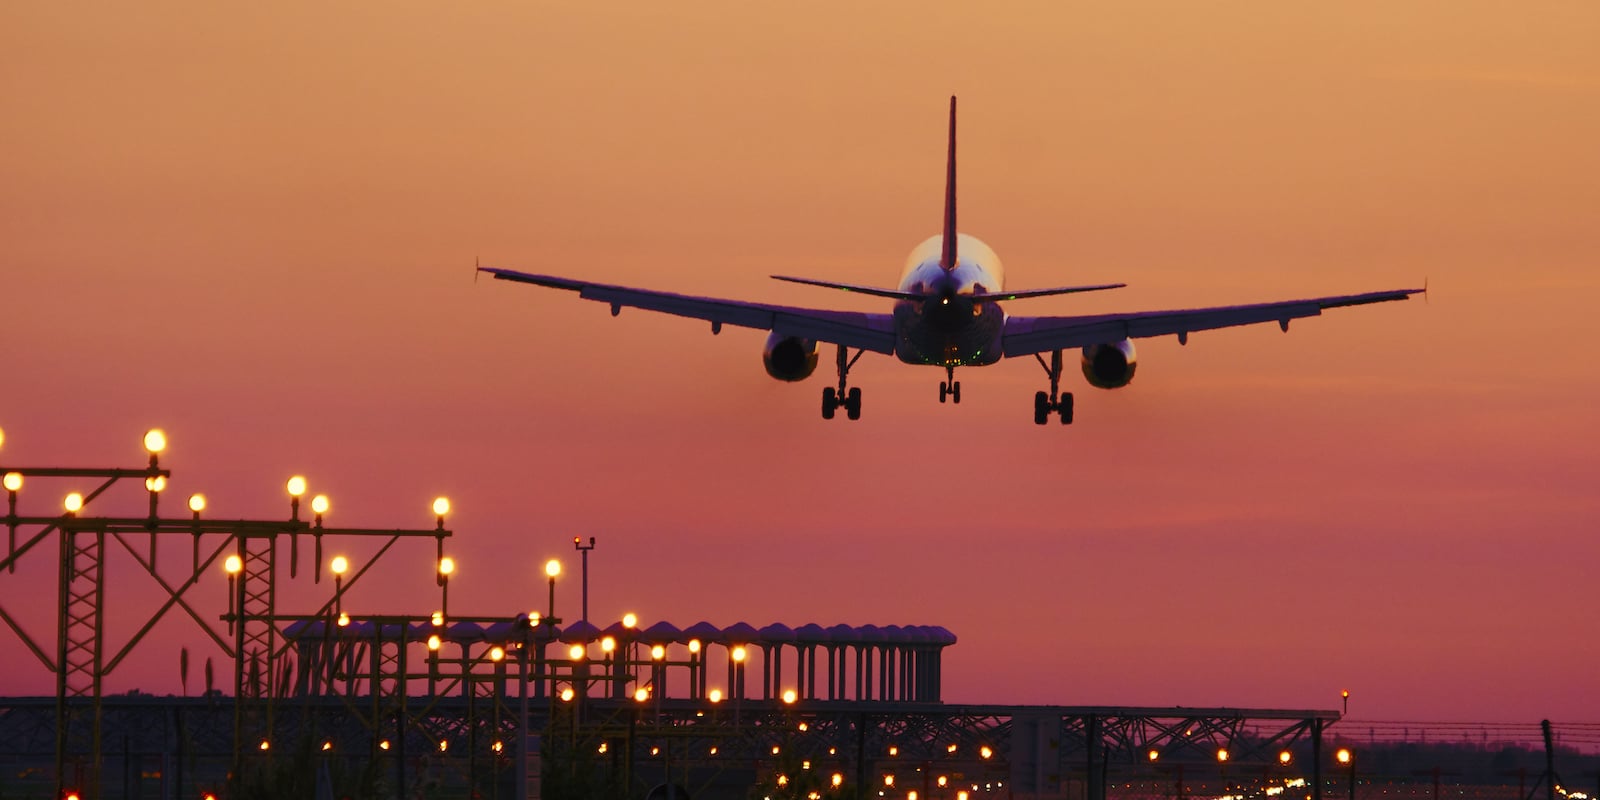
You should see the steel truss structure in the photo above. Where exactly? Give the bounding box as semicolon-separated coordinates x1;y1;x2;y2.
0;435;452;798
1;432;1348;800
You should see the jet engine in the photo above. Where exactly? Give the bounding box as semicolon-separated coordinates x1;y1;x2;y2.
1081;339;1137;389
762;333;820;382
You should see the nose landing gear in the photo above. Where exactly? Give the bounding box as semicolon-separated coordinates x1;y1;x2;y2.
1033;349;1074;425
821;344;864;420
939;365;961;404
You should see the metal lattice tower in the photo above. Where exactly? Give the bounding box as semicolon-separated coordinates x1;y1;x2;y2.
54;527;106;794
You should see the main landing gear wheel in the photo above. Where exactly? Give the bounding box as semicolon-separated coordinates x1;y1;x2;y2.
821;344;866;421
1032;349;1075;426
939;366;961;404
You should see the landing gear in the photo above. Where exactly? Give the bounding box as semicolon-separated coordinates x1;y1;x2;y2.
939;365;961;404
1032;350;1074;425
821;345;865;420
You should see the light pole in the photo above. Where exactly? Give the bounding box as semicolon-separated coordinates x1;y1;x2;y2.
1337;748;1355;800
544;559;561;621
438;556;455;622
573;536;595;621
330;556;348;617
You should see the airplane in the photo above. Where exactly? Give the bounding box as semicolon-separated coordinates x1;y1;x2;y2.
479;96;1423;424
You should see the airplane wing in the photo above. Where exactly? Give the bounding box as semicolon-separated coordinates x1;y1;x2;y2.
1001;287;1424;357
479;267;897;354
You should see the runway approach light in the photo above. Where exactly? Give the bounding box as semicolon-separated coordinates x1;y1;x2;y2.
432;497;450;517
544;559;561;578
143;429;166;454
145;475;166;492
188;494;206;513
224;555;243;574
311;495;330;515
286;476;307;497
64;493;84;514
3;473;21;492
438;557;455;577
622;612;638;628
330;556;349;576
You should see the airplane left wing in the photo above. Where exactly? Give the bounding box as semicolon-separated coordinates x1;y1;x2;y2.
479;267;897;354
1002;287;1423;356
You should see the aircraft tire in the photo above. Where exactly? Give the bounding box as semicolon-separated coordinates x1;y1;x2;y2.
939;383;948;403
1059;392;1074;425
952;381;961;404
1033;391;1049;425
822;388;837;420
846;387;862;421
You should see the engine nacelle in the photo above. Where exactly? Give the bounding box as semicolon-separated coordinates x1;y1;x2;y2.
762;333;820;382
1081;338;1137;389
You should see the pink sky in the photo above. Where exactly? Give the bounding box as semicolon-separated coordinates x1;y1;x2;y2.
2;3;1598;723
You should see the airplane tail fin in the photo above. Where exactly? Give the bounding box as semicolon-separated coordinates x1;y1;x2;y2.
940;95;958;271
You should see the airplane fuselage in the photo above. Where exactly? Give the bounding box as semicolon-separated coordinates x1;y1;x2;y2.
892;233;1006;366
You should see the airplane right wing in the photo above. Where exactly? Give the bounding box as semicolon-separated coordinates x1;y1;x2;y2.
479;267;897;354
1002;287;1424;356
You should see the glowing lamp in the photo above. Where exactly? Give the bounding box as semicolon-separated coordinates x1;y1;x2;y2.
64;492;84;513
1217;748;1230;763
1280;750;1293;765
188;493;206;513
145;475;166;492
731;645;747;662
223;555;243;574
600;636;616;653
489;646;505;662
651;644;666;660
544;559;561;578
437;557;455;576
560;687;575;701
311;495;329;515
337;612;350;626
567;644;584;660
427;634;441;651
622;612;638;628
634;687;649;702
688;639;701;653
782;689;797;704
432;496;450;516
3;472;21;492
286;476;307;497
143;429;166;454
1337;748;1352;764
708;688;723;703
330;556;349;576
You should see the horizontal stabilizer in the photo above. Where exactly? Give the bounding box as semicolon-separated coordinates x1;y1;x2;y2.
770;275;929;301
972;283;1126;301
773;274;1126;302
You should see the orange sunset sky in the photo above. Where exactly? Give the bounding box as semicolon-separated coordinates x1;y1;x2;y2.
2;3;1598;723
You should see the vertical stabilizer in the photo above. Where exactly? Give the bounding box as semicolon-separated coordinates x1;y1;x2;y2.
940;95;958;271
